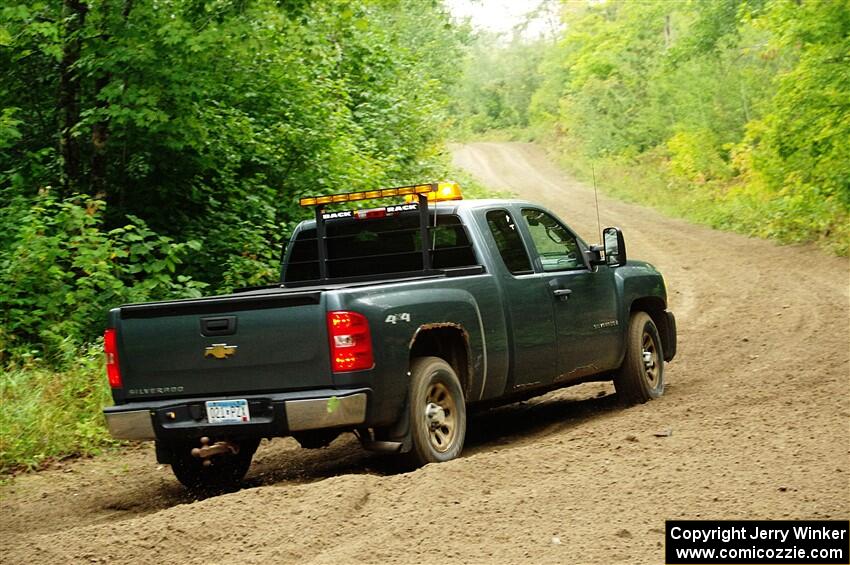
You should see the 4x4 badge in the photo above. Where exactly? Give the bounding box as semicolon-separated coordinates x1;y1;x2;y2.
205;343;238;359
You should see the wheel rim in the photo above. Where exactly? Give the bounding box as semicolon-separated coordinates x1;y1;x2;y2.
641;331;660;385
424;381;457;453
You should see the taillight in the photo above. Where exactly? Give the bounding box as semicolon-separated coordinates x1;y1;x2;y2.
327;311;373;373
104;328;122;388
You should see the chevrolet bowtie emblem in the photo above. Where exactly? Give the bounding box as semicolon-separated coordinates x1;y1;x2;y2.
205;343;238;359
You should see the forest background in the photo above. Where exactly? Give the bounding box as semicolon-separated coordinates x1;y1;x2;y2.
1;0;847;471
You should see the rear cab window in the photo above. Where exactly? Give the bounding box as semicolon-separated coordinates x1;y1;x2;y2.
284;212;479;283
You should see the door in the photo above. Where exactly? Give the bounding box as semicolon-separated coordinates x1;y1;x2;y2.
518;208;621;381
483;208;558;390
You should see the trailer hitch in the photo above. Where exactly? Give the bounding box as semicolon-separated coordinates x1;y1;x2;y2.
191;437;239;466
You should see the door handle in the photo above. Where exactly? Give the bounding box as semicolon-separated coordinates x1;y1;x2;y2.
200;315;237;336
553;288;572;300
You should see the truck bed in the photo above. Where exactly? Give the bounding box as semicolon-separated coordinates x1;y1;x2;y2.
109;269;482;405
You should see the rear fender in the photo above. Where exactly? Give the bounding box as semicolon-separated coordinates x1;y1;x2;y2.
408;322;472;396
376;321;472;454
331;288;485;426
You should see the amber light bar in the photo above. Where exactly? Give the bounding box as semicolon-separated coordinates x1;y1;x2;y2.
299;183;434;206
299;181;463;207
403;182;463;203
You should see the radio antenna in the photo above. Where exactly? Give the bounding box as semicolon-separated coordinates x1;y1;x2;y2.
591;163;602;243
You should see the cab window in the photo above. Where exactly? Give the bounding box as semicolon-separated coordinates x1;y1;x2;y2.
521;208;586;272
485;210;533;275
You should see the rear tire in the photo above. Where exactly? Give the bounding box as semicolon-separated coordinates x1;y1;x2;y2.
614;312;665;405
404;356;466;467
167;438;259;493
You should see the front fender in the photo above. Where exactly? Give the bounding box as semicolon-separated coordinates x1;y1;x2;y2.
614;260;668;315
614;261;675;361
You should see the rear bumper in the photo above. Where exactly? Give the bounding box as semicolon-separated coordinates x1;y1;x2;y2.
103;388;369;441
104;409;156;440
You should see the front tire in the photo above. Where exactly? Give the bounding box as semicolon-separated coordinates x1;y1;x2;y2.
614;312;665;405
405;356;467;467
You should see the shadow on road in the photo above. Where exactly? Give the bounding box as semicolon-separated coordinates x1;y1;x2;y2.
465;390;621;452
104;387;625;509
246;387;623;489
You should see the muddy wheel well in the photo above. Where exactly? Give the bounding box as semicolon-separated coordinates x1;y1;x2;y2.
630;296;671;355
409;326;471;397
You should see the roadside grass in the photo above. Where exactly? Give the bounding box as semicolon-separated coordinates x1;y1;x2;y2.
552;140;848;257
0;345;119;474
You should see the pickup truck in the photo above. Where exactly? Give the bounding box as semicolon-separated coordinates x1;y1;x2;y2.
102;182;676;491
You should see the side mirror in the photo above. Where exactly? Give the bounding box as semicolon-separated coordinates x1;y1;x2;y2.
602;227;627;267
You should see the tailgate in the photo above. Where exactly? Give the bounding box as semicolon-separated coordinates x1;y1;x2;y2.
115;291;331;399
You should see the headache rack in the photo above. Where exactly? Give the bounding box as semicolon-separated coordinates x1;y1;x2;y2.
293;182;474;285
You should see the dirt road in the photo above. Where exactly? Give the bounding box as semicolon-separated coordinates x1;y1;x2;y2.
2;142;848;565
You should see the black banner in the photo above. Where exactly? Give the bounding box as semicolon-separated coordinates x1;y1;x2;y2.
666;520;849;564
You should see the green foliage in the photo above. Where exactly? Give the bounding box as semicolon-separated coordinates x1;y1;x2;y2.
666;129;732;183
457;0;849;255
0;107;22;149
0;344;116;473
0;0;467;363
0;0;470;471
743;0;850;210
451;33;547;135
0;195;206;363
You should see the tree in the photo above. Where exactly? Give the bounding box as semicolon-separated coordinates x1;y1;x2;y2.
0;0;467;358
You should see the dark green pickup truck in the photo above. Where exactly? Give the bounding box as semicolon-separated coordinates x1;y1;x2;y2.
103;182;676;491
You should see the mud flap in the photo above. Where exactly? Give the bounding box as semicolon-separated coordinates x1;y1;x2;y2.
361;396;413;453
662;311;677;361
388;391;414;453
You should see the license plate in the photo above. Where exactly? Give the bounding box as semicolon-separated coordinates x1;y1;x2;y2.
205;399;250;424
